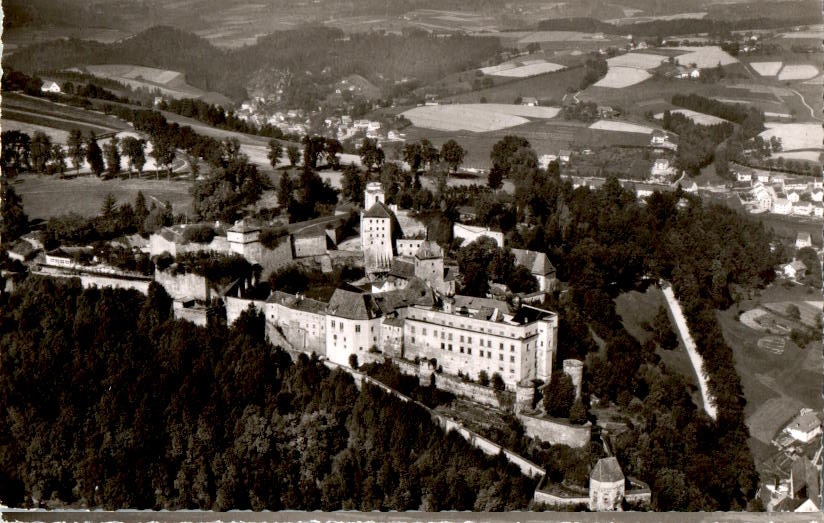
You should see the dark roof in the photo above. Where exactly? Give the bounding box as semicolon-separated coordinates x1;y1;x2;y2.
512;248;556;276
453;295;510;314
511;305;553;324
389;259;415;280
267;290;327;314
374;278;435;313
293;224;328;239
363;201;393;219
228;219;261;233
590;457;623;483
10;240;34;257
327;287;382;320
444;266;458;282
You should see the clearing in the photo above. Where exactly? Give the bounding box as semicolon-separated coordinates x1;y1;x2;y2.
749;62;783;76
759;123;824;152
655;109;727;126
777;64;819;81
593;67;651;88
588;120;653;134
11;173;194;219
401;104;560;132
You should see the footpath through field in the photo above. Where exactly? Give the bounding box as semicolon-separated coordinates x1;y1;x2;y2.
661;283;718;420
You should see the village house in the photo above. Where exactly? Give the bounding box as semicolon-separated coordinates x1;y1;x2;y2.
813;203;824;217
41;80;61;93
783;259;807;280
787;409;822;443
773;198;792;215
787;191;800;203
792;202;813;216
521;97;538;107
736;169;753;182
796;232;812;249
558;149;572;164
650;131;666;146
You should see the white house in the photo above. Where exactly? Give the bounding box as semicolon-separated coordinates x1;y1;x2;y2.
773;198;792;215
736;170;752;182
558;150;571;164
757;173;771;183
792;202;812;216
650;131;666;146
539;154;558;169
810;190;823;202
521;97;538;107
752;183;774;209
41;81;61;93
813;203;823;217
783;259;807;280
325;287;383;366
787;409;822;443
796;232;812;249
788;191;800;203
650;158;672;179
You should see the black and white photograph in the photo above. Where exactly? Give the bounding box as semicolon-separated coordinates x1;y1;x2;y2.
0;0;822;520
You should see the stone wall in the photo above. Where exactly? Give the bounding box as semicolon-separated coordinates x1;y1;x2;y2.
225;296;266;325
292;234;327;258
434;373;510;409
154;270;210;301
34;270;152;294
517;412;591;448
173;305;209;326
533;490;589;508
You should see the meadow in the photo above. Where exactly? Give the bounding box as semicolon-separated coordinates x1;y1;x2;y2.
445;66;589;105
401;103;560;132
84;64;232;106
759;123;823;152
593;67;651;88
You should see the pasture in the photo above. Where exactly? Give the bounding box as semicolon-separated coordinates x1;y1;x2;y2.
588;120;653;134
2;92;129;134
10;174;194;219
488;62;566;78
655;109;727;126
401;104;560;132
84;64;232;106
670;46;738;68
593;67;651;88
606;52;668;70
777;64;819;81
759;123;824;152
446;66;589;105
2;120;71;144
749;61;783;76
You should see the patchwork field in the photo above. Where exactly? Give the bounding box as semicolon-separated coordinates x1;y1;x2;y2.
655;109;727;126
606;52;668;70
84;64;232;106
749;61;783;76
671;46;738;68
588;120;653;134
402;104;560;132
593;67;651;88
777;64;819;81
759;123;824;152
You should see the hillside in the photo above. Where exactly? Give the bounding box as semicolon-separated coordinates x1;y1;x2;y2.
6;25;501;104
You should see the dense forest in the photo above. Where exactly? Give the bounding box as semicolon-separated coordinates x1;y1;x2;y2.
5;25;501;103
0;278;537;510
671;94;764;137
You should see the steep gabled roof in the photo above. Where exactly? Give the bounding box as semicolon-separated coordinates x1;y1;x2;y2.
363;201;393;219
389;259;415;280
511;248;556;276
327;287;381;320
415;240;443;260
590;457;623;483
453;295;511;314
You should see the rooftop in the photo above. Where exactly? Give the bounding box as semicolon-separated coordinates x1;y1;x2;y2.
511;248;555;276
789;409;821;434
327;286;382;320
228;219;261;234
415;240;443;260
363;201;393;219
591;457;624;483
453;295;511;315
267;290;327;314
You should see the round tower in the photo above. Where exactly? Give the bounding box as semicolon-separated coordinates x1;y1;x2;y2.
563;359;584;399
514;380;535;414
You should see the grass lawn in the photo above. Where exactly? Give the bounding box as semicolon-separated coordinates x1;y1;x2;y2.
12;174;194;220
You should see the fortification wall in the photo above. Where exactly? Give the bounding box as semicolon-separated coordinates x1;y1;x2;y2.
35;270;151;294
225;296;266;325
155;270;210;301
434;373;503;409
533;490;589;508
517;413;591;448
173;307;209;326
293;235;327;258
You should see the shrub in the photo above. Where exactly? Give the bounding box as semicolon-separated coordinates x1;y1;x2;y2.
182;224;215;244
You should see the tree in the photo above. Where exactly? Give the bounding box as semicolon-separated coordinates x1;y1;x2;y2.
359;138;384;172
491;372;505;392
341;164;366;206
103;136;121;177
51;144;67;176
268;139;283;169
440;139;466;174
348;354;359;369
134;191;149;232
543;372;575;418
286;145;301;167
420;139;439;172
568;399;588;424
85;134;105;177
67;129;85;174
490;135;531;177
478;370;490;386
151;133;176;179
277;172;295;210
403;142;422;172
325;138;342;169
30;131;52;174
0;185;28;243
487;164;504;191
2;130;32;176
121;137;146;178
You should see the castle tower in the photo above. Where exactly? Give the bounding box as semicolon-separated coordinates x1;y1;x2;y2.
563;359;583;399
227;219;261;261
515;380;535;414
364;181;385;210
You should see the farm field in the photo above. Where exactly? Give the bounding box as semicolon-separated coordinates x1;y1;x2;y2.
10;174;194;220
655;109;727;126
593;67;651;88
401;104;560;132
588;120;653;134
2;120;71;144
670;46;738;68
487;62;566;78
2;92;130;134
445;66;588;105
759;123;824;152
606;52;667;70
749;61;783;76
84;64;232;106
777;64;819;81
